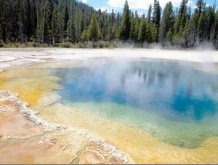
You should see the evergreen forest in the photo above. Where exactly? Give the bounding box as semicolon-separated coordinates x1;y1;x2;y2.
0;0;218;48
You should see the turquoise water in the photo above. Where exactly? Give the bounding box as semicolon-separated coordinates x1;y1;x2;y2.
55;59;218;148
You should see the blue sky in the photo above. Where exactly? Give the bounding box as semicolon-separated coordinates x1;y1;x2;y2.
79;0;216;13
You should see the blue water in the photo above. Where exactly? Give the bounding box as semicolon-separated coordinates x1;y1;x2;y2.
56;60;218;122
52;59;218;148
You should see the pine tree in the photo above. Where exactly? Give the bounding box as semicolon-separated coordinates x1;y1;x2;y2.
81;29;89;41
36;0;46;43
213;11;218;48
17;0;24;43
23;0;37;41
70;3;76;43
147;5;152;23
166;28;174;41
198;10;206;40
152;0;161;26
130;14;137;40
111;10;117;40
44;0;53;44
152;0;161;42
0;0;4;42
51;3;59;44
73;7;82;42
66;19;72;42
196;0;205;14
205;6;215;41
111;25;118;39
105;15;111;41
174;0;188;34
184;12;199;46
64;4;69;33
120;0;131;40
0;16;2;42
138;18;147;42
87;15;101;41
150;23;158;42
159;2;174;43
187;4;192;20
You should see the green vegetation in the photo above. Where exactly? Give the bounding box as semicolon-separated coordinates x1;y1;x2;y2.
0;0;218;48
159;2;174;44
120;0;131;40
87;15;101;41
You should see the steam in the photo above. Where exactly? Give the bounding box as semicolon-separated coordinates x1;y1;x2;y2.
112;40;217;51
194;41;216;51
57;59;218;121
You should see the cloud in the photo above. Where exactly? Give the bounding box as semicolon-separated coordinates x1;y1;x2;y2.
95;7;115;13
80;0;88;3
107;0;194;10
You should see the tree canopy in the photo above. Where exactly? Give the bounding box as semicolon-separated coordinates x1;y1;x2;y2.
87;15;101;41
120;0;131;40
0;0;218;48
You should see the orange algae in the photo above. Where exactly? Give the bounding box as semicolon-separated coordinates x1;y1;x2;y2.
0;67;59;107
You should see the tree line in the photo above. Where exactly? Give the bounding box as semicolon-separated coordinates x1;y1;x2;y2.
0;0;218;48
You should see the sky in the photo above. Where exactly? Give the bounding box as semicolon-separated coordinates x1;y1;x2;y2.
79;0;216;13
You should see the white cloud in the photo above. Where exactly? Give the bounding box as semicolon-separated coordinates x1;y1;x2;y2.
80;0;88;3
95;7;116;13
108;0;194;10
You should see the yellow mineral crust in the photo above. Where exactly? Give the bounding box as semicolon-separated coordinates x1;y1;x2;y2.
0;67;60;107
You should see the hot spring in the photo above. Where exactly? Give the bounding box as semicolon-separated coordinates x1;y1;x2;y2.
52;59;218;148
1;57;218;163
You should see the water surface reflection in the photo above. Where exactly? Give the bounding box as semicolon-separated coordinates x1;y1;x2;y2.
57;60;218;122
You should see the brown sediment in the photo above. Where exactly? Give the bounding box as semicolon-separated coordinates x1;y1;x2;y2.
0;91;133;164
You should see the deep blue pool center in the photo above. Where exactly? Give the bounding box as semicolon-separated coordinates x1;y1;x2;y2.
56;60;218;122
